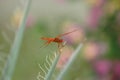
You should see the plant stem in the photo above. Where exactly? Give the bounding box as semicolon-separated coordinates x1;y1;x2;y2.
57;43;83;80
1;0;31;80
45;53;61;80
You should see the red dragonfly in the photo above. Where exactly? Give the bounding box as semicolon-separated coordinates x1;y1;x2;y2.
40;29;78;49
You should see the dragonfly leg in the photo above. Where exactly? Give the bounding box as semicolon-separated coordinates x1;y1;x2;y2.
57;43;62;48
40;40;52;48
57;42;66;53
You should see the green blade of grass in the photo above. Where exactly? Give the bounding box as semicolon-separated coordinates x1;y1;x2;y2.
45;52;61;80
1;0;31;80
57;43;83;80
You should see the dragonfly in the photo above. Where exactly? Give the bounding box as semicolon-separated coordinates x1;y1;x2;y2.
40;29;78;49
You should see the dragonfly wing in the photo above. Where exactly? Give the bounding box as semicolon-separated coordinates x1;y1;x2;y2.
57;29;78;38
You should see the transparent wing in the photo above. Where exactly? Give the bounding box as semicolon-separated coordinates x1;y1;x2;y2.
56;29;78;38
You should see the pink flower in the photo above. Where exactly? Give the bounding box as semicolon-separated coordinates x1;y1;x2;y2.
83;42;107;60
11;8;34;29
113;61;120;77
93;60;111;76
87;6;103;29
62;22;85;44
57;47;73;69
86;0;105;29
26;15;35;27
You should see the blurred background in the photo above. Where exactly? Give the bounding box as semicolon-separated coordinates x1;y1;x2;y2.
0;0;120;80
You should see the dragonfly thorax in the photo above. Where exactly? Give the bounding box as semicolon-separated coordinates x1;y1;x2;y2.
53;38;63;43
